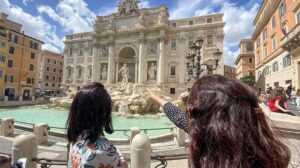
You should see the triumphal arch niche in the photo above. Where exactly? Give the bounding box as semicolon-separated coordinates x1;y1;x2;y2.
63;0;225;95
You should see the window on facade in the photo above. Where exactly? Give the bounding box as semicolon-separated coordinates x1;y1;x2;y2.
272;36;277;51
249;58;253;63
171;66;176;76
9;33;18;43
29;64;34;71
46;75;49;80
69;48;73;56
188;37;194;47
59;69;62;73
170;88;176;94
272;61;279;72
296;10;300;24
53;76;56;80
264;67;270;76
271;15;276;29
0;55;5;62
60;62;63;65
78;68;82;77
89;68;92;77
7;60;13;68
45;83;48;87
53;68;56;72
257;52;261;64
188;20;194;25
246;43;253;51
79;47;84;56
47;67;50;71
207;18;212;23
9;46;15;54
0;69;3;78
29;41;38;49
263;45;268;58
258;71;261;79
68;69;72;77
256;37;260;47
0;41;6;48
31;52;35;59
283;54;291;68
52;83;55;87
171;39;176;49
5;75;13;83
207;35;213;46
171;23;177;28
262;28;268;40
54;60;56;64
47;59;50;63
59;77;62;81
27;78;34;84
279;1;286;18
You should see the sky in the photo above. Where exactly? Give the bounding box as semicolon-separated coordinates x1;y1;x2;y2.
0;0;262;66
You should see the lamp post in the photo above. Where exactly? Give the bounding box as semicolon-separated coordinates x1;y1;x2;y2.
186;37;222;80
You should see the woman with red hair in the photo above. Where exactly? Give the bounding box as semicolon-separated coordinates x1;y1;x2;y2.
148;75;290;168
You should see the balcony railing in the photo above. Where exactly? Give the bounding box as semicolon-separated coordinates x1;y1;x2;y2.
282;23;300;52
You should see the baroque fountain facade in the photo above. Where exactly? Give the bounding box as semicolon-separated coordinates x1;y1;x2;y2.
55;0;225;116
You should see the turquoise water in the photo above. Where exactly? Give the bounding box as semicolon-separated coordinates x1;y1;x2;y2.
0;108;174;139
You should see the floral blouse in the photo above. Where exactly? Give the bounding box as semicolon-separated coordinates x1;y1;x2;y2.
68;136;124;168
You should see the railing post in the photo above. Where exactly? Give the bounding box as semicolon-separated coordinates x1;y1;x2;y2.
33;123;49;145
12;133;37;168
0;118;14;136
4;96;8;102
130;134;151;168
176;128;185;147
19;96;22;102
32;96;35;101
130;127;140;143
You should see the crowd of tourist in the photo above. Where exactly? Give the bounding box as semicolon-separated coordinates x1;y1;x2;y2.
0;75;295;168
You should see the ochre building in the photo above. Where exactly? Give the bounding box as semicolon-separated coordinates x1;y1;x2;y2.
0;12;43;100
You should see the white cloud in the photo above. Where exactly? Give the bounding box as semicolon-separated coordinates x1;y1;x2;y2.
140;0;150;9
22;0;34;6
38;0;96;33
170;0;203;19
0;0;62;52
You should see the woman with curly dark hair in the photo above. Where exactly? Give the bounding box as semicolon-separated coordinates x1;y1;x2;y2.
148;75;290;168
67;82;127;168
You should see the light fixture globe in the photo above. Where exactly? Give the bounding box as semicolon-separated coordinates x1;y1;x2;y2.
195;38;204;48
189;43;199;55
214;49;222;61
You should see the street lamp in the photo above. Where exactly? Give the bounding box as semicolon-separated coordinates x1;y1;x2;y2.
186;37;222;81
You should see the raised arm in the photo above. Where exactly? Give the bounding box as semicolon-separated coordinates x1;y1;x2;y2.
147;88;189;133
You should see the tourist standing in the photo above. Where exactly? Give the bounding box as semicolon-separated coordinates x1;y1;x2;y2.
295;89;300;111
66;83;127;168
148;75;290;168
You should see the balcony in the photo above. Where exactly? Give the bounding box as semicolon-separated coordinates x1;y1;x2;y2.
0;29;7;37
282;24;300;53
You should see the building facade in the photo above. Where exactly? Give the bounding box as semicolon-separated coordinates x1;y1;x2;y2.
252;0;299;91
63;2;225;95
235;39;255;79
38;50;63;95
281;0;300;89
0;12;43;100
224;65;236;79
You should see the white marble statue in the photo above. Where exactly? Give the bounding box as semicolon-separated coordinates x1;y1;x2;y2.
139;12;145;26
158;7;169;24
101;65;107;80
107;18;114;31
129;0;140;14
119;63;129;83
148;63;157;81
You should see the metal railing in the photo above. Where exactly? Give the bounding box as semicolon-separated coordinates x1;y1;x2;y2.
31;153;189;168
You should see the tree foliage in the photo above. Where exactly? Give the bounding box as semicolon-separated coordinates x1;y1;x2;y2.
240;74;255;86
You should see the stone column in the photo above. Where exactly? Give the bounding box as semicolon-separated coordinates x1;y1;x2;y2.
178;33;186;84
135;61;138;83
92;41;100;82
116;62;119;83
158;30;165;84
107;37;115;83
138;33;145;84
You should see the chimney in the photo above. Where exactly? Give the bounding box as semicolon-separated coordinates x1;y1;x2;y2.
0;12;8;21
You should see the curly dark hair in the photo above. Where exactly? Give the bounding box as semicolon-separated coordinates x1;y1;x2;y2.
67;82;113;143
186;75;290;168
